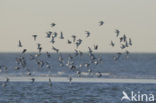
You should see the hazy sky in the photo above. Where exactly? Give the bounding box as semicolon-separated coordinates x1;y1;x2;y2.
0;0;156;53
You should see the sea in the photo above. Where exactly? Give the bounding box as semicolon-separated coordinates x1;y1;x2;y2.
0;53;156;103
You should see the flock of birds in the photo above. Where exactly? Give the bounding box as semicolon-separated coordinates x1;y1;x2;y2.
0;21;133;87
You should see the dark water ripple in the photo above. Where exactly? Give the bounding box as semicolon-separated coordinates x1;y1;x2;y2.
0;82;156;103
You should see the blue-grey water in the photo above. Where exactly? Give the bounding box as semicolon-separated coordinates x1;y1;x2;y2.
0;53;156;103
0;82;156;103
0;53;156;78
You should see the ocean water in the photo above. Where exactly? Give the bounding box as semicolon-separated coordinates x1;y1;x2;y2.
0;53;156;103
0;82;156;103
0;53;156;78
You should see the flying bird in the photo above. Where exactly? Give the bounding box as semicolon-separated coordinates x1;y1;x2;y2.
22;49;27;54
26;71;31;76
60;32;64;39
46;52;51;58
32;35;37;41
6;78;9;83
125;50;130;58
99;21;104;26
37;43;41;49
50;37;55;44
31;78;35;83
51;23;56;27
71;35;76;42
120;37;123;42
110;41;115;47
53;32;57;37
46;31;52;38
125;41;129;47
14;66;20;70
125;50;129;55
68;40;72;44
88;47;93;53
79;50;83;56
115;29;120;37
18;40;22;47
49;78;52;87
74;49;79;56
121;44;126;49
96;72;102;78
38;47;42;53
52;46;59;53
75;39;82;48
94;45;98;50
85;31;90;37
69;76;72;84
129;38;132;46
123;34;127;42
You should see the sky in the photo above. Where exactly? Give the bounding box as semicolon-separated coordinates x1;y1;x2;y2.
0;0;156;53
